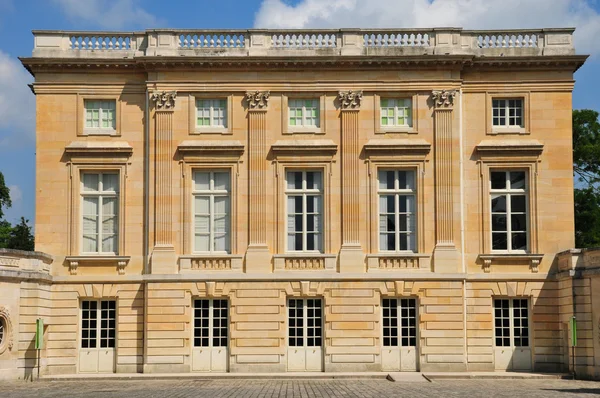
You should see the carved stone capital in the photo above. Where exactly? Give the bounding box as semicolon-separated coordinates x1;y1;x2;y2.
245;91;270;110
431;90;457;109
338;90;363;110
151;91;177;111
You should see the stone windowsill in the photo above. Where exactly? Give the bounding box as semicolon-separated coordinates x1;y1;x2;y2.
274;253;336;271
367;253;431;271
478;253;544;273
179;254;243;272
65;255;130;275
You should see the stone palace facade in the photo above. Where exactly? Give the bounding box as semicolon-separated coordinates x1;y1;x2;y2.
0;27;596;378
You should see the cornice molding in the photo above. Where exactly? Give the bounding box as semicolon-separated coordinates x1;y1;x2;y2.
245;90;270;110
151;90;177;111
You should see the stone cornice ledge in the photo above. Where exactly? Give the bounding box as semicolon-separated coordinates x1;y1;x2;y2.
177;140;244;157
65;141;133;154
476;139;544;156
364;139;431;156
65;255;131;276
271;140;338;157
479;253;544;273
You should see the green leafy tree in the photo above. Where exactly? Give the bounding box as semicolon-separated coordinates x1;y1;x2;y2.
0;171;11;219
0;219;11;248
573;109;600;247
7;217;34;251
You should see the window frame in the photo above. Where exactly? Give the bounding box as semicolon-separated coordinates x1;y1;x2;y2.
79;299;117;350
80;171;120;256
285;170;324;253
288;98;320;128
493;298;530;348
196;99;228;129
377;169;418;253
191;169;232;255
374;93;419;134
282;94;326;135
489;170;529;254
189;94;233;135
486;92;530;135
78;94;121;136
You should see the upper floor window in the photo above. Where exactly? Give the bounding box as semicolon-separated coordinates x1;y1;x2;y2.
289;99;319;128
380;98;412;128
286;170;323;252
492;99;524;128
193;170;230;253
490;170;528;252
196;99;227;128
379;170;416;252
84;100;116;132
81;172;119;254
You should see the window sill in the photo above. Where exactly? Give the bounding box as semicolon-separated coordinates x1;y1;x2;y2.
367;253;431;271
179;254;243;272
284;127;323;135
488;128;528;135
376;127;416;134
274;253;336;271
65;255;130;276
478;253;543;273
192;128;231;135
81;129;119;136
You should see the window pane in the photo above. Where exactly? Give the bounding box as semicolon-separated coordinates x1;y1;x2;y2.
491;195;506;213
511;195;526;213
102;174;119;192
83;173;99;192
492;233;508;250
512;233;527;251
194;172;210;191
378;170;395;190
195;196;209;214
492;214;507;232
490;172;506;190
510;171;526;189
195;234;209;252
214;172;230;191
214;196;229;215
306;171;322;190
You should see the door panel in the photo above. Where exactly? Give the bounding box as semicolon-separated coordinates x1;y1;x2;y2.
211;347;227;371
192;348;211;372
381;347;400;371
512;348;532;371
79;350;99;373
287;348;306;371
400;347;417;371
98;349;115;373
305;347;322;371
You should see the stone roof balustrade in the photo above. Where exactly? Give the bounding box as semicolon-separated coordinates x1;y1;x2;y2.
29;27;578;58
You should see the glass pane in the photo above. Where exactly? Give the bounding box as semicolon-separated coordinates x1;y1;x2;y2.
510;171;526;189
307;171;322;190
214;172;230;191
214;234;229;252
82;173;99;192
511;195;526;213
492;232;508;250
512;233;527;250
102;235;117;253
195;196;209;214
399;170;415;190
511;214;527;232
491;195;507;212
195;215;210;233
490;172;506;190
214;196;229;215
492;214;507;232
195;234;209;252
194;172;210;191
379;170;395;190
102;174;118;192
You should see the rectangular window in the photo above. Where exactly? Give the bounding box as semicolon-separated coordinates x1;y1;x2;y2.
193;299;228;348
81;172;119;254
286;171;323;252
84;100;116;131
378;170;416;252
289;99;319;127
492;99;524;127
288;298;322;348
196;99;227;128
490;170;528;252
494;298;529;347
81;300;116;349
380;98;412;127
382;298;417;347
193;171;231;253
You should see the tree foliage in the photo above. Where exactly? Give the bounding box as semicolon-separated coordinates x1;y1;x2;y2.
0;173;35;251
574;109;600;248
0;171;11;220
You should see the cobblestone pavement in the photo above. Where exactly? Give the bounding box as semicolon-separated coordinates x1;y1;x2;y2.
3;378;600;398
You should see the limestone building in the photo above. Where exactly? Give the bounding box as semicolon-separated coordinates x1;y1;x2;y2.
0;27;595;378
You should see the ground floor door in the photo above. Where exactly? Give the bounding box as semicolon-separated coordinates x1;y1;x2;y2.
192;299;228;372
287;298;323;371
381;297;418;371
79;300;116;373
494;298;532;371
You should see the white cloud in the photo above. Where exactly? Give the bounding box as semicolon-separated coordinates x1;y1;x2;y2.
254;0;600;57
0;50;34;148
52;0;159;30
8;185;22;204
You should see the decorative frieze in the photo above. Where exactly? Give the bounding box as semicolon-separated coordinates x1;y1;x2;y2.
285;257;325;270
338;90;363;110
245;90;270;110
192;258;232;270
151;91;177;110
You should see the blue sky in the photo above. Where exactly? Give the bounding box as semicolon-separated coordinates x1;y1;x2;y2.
0;0;599;226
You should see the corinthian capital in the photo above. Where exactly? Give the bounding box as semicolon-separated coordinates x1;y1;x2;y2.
431;90;457;109
338;90;363;110
151;91;177;111
245;91;270;110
